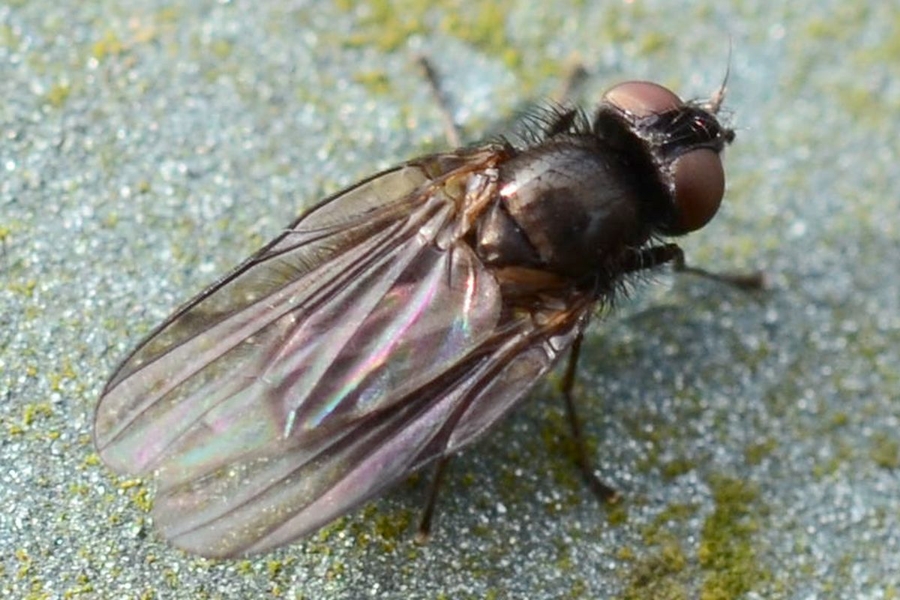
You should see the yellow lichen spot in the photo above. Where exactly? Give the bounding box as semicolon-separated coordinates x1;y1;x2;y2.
236;560;253;575
343;0;426;52
638;31;671;55
131;487;153;512
209;38;234;59
354;70;391;96
92;30;125;61
372;507;412;542
15;548;32;579
325;560;345;580
0;23;22;49
157;6;181;23
45;82;71;108
829;412;850;428
439;4;508;55
316;515;347;544
266;560;283;578
23;403;53;426
660;540;687;571
652;503;699;531
616;545;636;561
63;579;95;598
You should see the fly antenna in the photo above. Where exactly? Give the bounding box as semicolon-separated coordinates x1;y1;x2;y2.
706;40;732;114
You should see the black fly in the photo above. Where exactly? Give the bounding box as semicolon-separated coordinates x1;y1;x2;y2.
94;61;761;558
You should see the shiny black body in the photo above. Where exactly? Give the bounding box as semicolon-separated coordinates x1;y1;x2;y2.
478;102;731;286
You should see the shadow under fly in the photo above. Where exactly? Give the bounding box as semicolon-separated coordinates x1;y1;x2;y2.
94;56;763;558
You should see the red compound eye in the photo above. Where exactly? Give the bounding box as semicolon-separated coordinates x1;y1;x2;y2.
669;147;725;234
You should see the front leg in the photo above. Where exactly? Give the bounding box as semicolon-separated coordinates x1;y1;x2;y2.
621;243;765;290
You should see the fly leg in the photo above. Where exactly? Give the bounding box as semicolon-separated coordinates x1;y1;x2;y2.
417;55;589;147
561;332;620;503
670;250;766;290
561;244;762;506
415;456;450;543
416;56;463;148
622;243;765;290
552;60;589;104
416;331;624;538
415;331;627;538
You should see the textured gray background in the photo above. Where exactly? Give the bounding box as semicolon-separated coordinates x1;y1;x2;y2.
2;1;899;598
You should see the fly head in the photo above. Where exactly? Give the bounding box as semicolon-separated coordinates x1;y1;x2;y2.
598;81;735;236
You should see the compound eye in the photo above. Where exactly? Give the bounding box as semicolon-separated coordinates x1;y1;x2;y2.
669;148;725;234
603;81;682;117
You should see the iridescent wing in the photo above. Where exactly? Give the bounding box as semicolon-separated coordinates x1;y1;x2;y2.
154;305;586;558
95;150;591;557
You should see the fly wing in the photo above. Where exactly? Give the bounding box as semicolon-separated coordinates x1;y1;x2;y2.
96;162;444;473
152;299;588;558
95;149;590;558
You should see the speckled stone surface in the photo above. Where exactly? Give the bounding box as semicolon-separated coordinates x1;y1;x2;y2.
2;1;899;598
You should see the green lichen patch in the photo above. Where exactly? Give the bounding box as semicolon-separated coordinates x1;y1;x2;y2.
617;475;770;599
870;432;900;470
335;0;518;67
743;438;778;466
617;539;691;600
698;475;770;599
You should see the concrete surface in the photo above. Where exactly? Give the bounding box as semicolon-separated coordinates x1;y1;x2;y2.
2;1;899;598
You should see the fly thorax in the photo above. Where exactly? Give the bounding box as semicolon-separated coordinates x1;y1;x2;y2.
488;140;654;280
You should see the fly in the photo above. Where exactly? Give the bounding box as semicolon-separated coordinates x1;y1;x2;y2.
94;61;761;558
